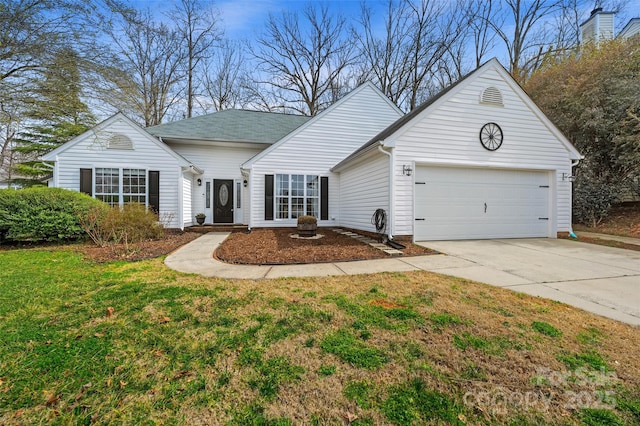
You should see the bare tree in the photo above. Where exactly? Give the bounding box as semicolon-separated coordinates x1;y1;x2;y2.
355;0;465;111
251;3;355;116
406;0;465;109
489;0;566;82
467;0;499;68
354;0;412;106
202;40;249;111
104;7;186;126
167;0;222;118
0;0;101;180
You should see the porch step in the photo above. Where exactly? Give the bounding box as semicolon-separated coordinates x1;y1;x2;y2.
186;225;249;234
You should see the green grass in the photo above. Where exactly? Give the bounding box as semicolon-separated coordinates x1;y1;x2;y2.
320;328;388;369
382;378;464;425
343;380;375;409
578;408;624;426
531;321;562;337
452;332;525;356
1;247;639;424
429;312;469;331
557;350;609;371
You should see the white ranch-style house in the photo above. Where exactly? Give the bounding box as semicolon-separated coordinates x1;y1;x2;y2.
43;59;582;241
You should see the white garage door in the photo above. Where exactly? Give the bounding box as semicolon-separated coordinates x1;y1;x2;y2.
414;166;551;241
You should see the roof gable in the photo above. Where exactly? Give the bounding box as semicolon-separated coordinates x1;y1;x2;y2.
42;112;195;169
334;58;581;171
242;82;403;169
147;109;311;144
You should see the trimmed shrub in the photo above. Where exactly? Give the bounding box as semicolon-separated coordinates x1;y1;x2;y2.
0;187;106;243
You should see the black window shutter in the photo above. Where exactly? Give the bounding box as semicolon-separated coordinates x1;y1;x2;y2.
80;168;92;196
265;174;274;220
148;171;160;213
320;176;329;220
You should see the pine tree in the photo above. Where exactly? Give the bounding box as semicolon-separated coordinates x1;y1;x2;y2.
13;48;95;185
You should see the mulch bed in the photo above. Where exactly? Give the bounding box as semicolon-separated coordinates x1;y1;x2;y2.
215;228;435;265
79;231;202;262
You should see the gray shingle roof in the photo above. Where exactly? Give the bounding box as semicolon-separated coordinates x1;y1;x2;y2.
147;109;311;144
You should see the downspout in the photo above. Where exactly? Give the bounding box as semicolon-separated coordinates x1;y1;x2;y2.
377;143;394;240
569;158;581;238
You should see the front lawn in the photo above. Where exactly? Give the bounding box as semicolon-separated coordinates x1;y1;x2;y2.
1;248;639;425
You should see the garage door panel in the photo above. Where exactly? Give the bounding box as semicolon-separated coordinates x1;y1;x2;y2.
415;167;550;240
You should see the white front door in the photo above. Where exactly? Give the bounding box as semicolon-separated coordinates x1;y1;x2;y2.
414;166;551;241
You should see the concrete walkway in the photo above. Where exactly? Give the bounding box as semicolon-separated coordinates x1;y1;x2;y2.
164;232;457;280
165;232;640;326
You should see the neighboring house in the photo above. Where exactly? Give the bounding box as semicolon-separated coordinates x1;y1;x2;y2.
43;59;582;241
581;7;640;43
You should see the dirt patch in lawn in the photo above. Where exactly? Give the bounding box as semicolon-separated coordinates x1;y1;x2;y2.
215;228;435;265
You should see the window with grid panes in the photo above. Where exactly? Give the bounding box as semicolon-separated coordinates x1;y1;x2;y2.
275;174;319;219
95;168;146;206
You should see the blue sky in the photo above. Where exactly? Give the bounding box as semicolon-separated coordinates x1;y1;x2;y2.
136;1;640;38
135;0;640;65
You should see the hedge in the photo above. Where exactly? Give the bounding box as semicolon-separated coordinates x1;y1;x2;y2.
0;187;107;243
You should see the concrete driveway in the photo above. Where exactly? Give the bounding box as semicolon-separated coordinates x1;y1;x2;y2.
416;238;640;326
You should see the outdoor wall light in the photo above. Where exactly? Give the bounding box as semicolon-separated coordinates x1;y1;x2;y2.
197;178;202;186
243;179;248;187
561;173;575;182
402;165;413;176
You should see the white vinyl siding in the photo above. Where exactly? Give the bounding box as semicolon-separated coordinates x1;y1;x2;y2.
249;84;403;228
49;117;183;228
182;174;192;227
338;152;390;233
389;65;573;237
168;143;262;225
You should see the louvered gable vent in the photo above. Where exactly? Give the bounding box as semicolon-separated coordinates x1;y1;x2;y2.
480;86;503;106
107;134;133;150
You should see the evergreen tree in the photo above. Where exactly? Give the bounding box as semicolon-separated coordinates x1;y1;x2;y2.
13;48;94;185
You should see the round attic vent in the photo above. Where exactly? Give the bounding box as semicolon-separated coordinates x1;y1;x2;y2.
107;134;133;150
480;86;504;106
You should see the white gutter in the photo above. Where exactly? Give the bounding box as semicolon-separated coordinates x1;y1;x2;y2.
377;142;394;239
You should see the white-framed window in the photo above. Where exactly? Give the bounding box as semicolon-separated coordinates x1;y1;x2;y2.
275;174;319;219
95;167;147;206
